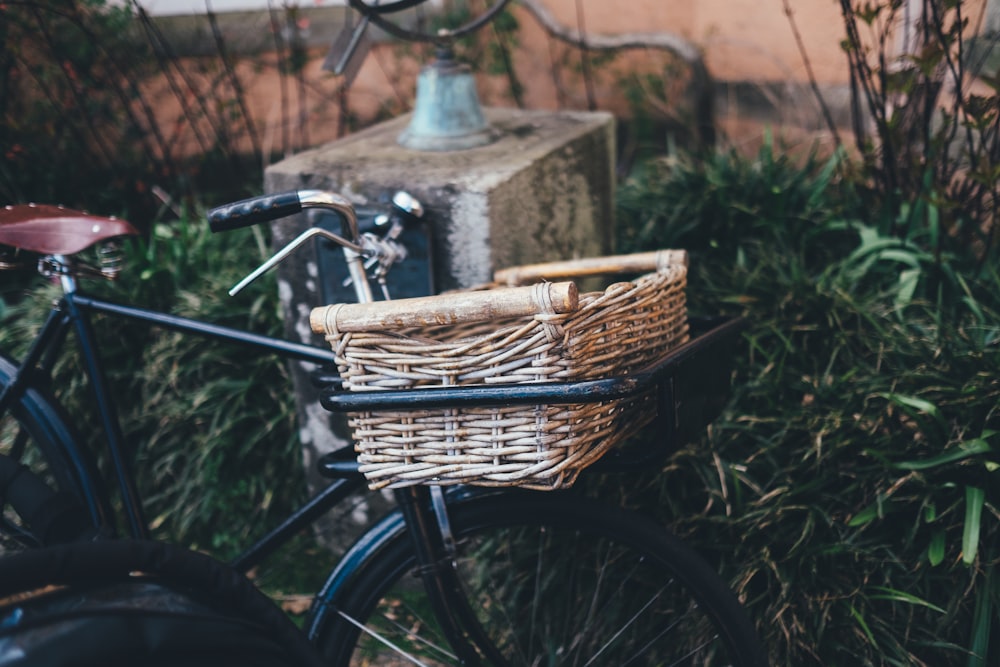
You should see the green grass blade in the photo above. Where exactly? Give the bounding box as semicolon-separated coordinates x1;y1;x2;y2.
963;486;985;566
869;586;946;614
967;568;994;667
892;438;994;471
877;392;946;428
848;602;877;647
928;529;946;567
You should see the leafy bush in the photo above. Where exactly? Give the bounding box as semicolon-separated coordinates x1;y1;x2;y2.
1;0;269;222
834;0;999;264
616;142;1000;665
1;0;159;217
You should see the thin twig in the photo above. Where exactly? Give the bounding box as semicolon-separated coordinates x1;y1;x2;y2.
296;45;310;151
205;0;264;167
574;0;596;111
781;0;843;149
13;0;176;178
370;43;408;109
491;16;524;108
130;3;213;158
545;31;567;109
27;4;119;170
516;0;712;131
268;0;291;158
129;0;250;180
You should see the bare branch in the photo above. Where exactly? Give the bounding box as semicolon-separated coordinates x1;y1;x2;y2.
782;0;843;148
516;0;703;65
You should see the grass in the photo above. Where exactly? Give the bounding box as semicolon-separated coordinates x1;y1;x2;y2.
2;138;998;663
615;142;1000;665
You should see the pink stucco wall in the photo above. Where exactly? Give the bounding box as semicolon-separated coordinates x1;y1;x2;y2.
528;0;848;83
144;0;987;159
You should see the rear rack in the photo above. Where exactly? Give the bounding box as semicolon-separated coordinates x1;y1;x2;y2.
319;316;746;475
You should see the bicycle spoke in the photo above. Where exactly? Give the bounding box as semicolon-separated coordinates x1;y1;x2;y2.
530;526;545;661
316;493;765;667
583;587;665;667
338;609;447;666
469;527;713;666
479;542;530;666
574;535;609;664
627;597;713;666
660;633;725;667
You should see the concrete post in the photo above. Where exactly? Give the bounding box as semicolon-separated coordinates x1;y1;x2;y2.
263;107;615;548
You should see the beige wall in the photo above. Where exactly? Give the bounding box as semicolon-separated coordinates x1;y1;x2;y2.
533;0;696;35
358;1;844;132
144;0;986;161
696;0;847;84
337;0;853;152
526;0;848;83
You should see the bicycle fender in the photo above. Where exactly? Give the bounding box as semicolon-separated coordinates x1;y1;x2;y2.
302;485;502;640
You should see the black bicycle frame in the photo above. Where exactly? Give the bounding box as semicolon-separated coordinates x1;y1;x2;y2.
0;290;372;571
3;274;747;665
2;287;520;662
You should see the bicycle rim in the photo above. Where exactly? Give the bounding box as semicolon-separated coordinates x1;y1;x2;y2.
0;356;99;550
313;491;767;667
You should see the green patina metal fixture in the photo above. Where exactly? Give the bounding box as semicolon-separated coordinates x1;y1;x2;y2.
397;45;494;151
329;0;512;151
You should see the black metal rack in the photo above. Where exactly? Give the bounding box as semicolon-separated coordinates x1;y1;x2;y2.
319;315;747;476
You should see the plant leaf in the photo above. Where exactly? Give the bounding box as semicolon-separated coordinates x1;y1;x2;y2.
962;486;985;566
928;529;946;567
878;392;945;428
848;602;877;646
893;438;993;471
877;248;924;268
870;586;946;613
895;267;921;310
967;568;994;667
849;502;881;527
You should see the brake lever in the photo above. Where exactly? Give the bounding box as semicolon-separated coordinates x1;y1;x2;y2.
229;227;365;297
341;191;423;300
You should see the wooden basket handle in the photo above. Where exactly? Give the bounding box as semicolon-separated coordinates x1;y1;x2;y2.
311;281;578;334
493;249;687;286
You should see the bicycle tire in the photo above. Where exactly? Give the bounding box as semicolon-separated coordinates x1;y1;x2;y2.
309;489;768;666
0;354;107;548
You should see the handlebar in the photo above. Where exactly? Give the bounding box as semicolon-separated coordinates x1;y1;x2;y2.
208;189;422;304
207;191;303;232
208;190;361;244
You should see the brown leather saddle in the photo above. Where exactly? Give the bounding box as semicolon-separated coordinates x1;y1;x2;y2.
0;204;139;255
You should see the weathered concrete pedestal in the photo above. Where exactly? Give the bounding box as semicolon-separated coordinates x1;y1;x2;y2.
264;107;616;547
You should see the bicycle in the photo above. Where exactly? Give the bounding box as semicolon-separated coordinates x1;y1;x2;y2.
0;190;768;666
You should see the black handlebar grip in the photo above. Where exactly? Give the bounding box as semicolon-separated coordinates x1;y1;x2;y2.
207;191;303;232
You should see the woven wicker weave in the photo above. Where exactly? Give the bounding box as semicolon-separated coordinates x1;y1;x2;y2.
313;251;689;490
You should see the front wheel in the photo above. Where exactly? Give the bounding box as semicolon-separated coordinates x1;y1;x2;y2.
311;490;767;666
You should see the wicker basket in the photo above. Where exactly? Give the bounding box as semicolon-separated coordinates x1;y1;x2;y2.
310;250;689;490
